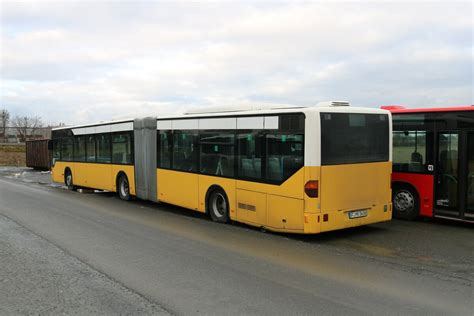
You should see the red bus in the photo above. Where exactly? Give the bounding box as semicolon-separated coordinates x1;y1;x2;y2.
382;105;474;223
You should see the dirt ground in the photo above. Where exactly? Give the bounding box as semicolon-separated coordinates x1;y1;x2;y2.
0;144;26;166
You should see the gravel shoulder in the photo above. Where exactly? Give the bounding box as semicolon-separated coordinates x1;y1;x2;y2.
0;214;169;315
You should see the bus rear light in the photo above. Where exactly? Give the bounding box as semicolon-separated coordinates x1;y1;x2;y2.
304;181;318;198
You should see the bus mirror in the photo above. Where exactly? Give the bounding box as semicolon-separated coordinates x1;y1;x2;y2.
47;140;53;150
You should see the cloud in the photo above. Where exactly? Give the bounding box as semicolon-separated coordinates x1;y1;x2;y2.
1;1;472;125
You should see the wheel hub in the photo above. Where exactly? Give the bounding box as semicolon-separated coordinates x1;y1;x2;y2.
120;179;129;197
394;191;414;212
212;193;226;218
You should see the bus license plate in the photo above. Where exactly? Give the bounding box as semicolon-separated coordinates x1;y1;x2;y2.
348;209;368;219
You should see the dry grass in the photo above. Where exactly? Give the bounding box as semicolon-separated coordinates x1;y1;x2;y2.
0;144;26;166
0;144;26;152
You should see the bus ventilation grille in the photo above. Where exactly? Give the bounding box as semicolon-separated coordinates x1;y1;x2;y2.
316;101;350;107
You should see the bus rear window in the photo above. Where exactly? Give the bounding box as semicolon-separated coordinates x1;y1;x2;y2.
320;113;389;165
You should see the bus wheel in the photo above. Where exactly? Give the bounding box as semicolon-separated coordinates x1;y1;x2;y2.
64;169;77;191
208;188;230;223
117;174;131;201
393;185;419;220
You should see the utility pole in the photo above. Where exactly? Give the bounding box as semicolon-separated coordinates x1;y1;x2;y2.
1;109;10;143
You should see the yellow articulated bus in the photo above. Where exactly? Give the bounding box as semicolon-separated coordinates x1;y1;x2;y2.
51;101;392;234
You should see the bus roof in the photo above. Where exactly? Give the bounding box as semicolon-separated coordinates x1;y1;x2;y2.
53;104;390;131
156;105;388;121
381;105;474;114
52;118;134;131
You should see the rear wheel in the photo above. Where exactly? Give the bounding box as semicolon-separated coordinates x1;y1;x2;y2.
208;188;230;223
393;185;419;220
64;169;77;191
117;174;131;201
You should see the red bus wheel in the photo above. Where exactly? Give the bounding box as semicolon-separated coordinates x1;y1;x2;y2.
393;186;419;220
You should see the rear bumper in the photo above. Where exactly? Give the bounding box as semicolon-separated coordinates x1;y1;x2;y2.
320;203;392;233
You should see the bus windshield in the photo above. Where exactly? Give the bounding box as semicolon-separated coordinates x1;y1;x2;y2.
320;112;389;165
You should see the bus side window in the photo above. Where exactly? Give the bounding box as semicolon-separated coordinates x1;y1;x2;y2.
393;131;427;173
86;135;96;162
158;131;171;169
74;136;86;162
52;139;61;160
266;134;303;182
96;134;111;163
61;137;73;161
112;132;133;164
172;131;198;172
200;132;235;177
237;132;263;180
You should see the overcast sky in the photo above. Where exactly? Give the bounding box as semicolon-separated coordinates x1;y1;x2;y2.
1;1;472;125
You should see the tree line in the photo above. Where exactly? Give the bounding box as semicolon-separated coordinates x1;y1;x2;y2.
0;108;61;143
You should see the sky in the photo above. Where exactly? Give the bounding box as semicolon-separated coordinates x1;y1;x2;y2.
1;0;473;126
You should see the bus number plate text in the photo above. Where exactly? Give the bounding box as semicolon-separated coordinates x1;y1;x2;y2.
348;209;368;219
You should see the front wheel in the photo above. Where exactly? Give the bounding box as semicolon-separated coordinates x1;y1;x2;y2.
393;186;419;220
118;175;131;201
65;169;77;191
208;188;230;223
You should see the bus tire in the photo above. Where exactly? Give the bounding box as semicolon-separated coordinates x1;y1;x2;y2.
207;187;230;223
64;168;77;191
392;184;419;220
117;174;131;201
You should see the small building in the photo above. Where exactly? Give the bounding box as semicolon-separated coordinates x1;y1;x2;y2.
0;126;52;143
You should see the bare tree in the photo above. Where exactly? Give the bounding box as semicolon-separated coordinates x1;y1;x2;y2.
1;109;10;143
12;115;43;142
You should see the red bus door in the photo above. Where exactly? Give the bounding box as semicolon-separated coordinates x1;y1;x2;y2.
435;131;473;221
466;132;474;221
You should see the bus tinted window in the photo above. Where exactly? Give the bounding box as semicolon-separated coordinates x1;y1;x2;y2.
266;134;303;182
392;113;436;131
112;132;133;164
280;114;304;132
200;132;235;177
96;134;111;163
61;137;73;161
158;131;171;169
321;113;389;165
52;139;60;160
86;135;96;162
393;131;429;173
172;131;198;172
74;136;86;162
237;132;263;179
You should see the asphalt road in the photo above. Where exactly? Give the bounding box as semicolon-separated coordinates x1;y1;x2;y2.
0;168;472;315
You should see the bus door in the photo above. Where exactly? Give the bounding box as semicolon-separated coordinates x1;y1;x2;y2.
435;131;472;220
465;131;474;221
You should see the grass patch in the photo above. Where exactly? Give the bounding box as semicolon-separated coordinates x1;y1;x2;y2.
0;144;26;153
0;145;26;166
